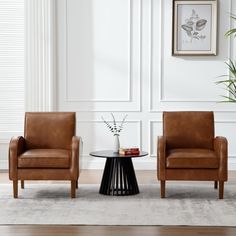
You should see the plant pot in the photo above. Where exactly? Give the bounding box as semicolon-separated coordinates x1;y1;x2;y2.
113;135;120;153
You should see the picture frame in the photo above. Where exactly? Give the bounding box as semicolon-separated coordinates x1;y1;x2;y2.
172;0;218;56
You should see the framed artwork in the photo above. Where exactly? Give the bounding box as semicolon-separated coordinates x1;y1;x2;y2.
172;0;218;56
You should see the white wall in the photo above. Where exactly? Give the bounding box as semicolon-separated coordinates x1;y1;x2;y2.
2;0;236;170
56;0;236;170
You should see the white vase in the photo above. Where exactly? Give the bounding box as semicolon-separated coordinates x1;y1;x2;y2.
113;135;120;153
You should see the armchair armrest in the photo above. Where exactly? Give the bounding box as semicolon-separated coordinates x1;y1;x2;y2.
214;136;228;181
9;136;25;180
157;136;166;180
70;136;82;179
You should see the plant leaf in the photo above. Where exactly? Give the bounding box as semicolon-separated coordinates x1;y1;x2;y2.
225;28;236;37
117;114;128;133
215;59;236;102
111;113;117;132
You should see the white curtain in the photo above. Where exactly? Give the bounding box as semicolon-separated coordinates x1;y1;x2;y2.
25;0;56;111
0;0;24;133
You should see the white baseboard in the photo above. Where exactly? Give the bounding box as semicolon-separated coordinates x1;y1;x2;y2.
80;157;157;170
2;157;236;170
81;157;236;170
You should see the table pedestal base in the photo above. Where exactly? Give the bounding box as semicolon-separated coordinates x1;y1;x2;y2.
99;157;139;196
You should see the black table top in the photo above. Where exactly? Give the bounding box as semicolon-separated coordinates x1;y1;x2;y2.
89;150;148;158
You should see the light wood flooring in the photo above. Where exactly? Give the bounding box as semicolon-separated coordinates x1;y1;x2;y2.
1;170;236;236
0;226;236;236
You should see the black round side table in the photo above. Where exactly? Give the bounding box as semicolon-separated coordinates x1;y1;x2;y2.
90;150;148;196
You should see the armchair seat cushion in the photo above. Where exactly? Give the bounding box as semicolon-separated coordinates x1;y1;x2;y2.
166;148;218;169
18;149;71;168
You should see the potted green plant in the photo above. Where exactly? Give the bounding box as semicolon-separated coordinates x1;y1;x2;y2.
216;14;236;102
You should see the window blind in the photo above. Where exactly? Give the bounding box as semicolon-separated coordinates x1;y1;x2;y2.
0;0;24;133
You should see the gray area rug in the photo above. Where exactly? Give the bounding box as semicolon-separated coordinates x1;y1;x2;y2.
0;183;236;226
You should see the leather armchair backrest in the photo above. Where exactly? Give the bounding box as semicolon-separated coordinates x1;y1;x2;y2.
24;112;75;150
163;111;214;149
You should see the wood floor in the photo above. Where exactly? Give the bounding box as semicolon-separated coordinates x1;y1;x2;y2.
0;226;236;236
1;170;236;236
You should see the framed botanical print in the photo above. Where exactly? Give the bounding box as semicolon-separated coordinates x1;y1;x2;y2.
172;0;218;56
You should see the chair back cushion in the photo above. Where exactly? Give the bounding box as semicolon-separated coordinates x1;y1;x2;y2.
24;112;75;149
163;111;214;149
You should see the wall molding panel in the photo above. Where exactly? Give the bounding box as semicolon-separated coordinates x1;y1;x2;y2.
53;0;236;171
65;0;132;103
149;120;162;157
150;0;236;112
57;0;142;112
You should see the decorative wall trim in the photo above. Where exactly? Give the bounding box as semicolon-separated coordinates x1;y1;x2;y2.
149;0;235;112
149;120;162;157
158;0;231;103
215;120;236;124
25;0;56;111
148;0;154;111
58;0;142;111
65;0;131;103
51;0;236;171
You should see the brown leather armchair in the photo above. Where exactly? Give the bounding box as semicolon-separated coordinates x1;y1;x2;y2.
9;112;82;198
157;111;228;199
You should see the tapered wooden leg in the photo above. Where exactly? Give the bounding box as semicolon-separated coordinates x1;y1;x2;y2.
219;181;224;199
21;180;24;189
13;180;18;198
160;180;165;198
76;180;78;189
214;181;218;189
71;180;76;198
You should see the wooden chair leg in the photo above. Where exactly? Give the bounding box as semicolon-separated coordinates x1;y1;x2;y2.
13;180;18;198
214;181;218;189
76;180;78;189
21;180;24;189
219;181;224;199
160;180;165;198
71;180;76;198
